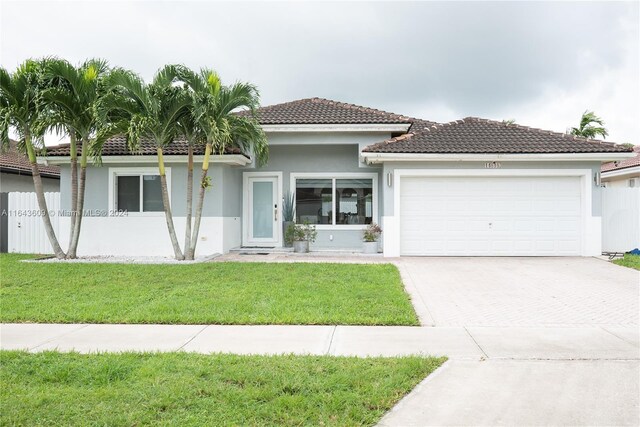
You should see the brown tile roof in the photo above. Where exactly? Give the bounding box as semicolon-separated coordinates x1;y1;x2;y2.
601;145;640;172
1;141;60;177
46;136;246;157
239;97;413;125
363;117;633;154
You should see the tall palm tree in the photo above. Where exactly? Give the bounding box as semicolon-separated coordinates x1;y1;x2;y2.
178;68;268;260
40;58;110;258
100;67;190;259
176;99;205;255
0;60;66;258
570;110;608;139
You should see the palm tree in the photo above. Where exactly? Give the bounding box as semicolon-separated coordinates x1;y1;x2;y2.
178;68;268;260
0;60;66;258
570;110;608;139
100;67;190;259
40;58;110;258
176;99;205;255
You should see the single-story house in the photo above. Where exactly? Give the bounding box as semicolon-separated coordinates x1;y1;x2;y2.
1;140;60;193
41;98;634;257
601;145;640;188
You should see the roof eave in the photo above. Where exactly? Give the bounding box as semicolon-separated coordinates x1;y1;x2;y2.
360;151;636;164
601;165;640;179
39;154;252;166
0;166;60;178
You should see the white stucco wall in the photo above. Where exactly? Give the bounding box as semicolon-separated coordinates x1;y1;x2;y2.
58;216;240;257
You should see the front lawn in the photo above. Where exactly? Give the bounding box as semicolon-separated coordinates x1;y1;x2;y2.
0;254;418;325
612;253;640;271
0;351;444;426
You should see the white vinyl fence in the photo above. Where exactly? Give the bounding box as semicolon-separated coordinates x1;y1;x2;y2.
7;192;60;254
601;188;640;253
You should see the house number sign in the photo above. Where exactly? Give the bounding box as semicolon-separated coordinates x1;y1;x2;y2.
484;161;502;169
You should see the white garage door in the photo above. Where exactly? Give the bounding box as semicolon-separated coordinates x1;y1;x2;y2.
400;176;583;256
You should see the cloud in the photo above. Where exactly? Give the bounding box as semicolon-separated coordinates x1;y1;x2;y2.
1;0;638;144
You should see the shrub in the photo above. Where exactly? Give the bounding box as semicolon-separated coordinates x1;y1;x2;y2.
363;223;382;242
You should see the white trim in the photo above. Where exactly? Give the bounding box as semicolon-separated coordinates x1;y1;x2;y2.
108;167;171;217
262;123;410;133
601;165;640;179
386;168;595;257
39;154;251;166
289;172;379;230
361;152;636;164
242;171;283;247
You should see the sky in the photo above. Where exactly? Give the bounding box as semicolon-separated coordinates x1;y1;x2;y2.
1;0;638;145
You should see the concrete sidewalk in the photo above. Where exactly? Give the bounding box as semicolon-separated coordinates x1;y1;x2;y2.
3;323;639;426
378;359;640;426
1;323;638;360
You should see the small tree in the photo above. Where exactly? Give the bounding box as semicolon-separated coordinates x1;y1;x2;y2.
40;58;111;258
0;60;65;258
570;110;608;139
100;67;190;260
177;68;268;260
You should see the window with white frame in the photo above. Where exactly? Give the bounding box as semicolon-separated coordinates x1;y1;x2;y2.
293;174;376;226
111;169;166;213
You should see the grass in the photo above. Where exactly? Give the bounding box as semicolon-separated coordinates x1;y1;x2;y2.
612;253;640;271
0;254;418;325
0;351;445;426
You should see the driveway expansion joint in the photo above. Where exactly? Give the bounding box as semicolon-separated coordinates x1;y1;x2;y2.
464;327;489;359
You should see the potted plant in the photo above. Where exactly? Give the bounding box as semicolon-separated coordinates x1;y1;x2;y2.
285;221;318;253
282;192;295;247
362;223;382;254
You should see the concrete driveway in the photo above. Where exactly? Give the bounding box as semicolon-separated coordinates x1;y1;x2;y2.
397;257;639;327
381;257;639;426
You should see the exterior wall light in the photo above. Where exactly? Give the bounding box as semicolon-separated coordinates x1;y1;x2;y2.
387;172;393;187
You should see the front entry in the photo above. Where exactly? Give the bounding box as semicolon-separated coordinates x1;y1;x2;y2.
243;173;282;247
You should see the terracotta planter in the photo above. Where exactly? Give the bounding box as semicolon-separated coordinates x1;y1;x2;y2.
293;240;309;253
362;241;379;254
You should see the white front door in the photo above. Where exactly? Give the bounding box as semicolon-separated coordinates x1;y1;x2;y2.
245;175;281;246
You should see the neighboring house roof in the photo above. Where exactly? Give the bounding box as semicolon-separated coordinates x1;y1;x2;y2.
363;117;633;154
239;97;413;125
601;145;640;173
46;136;247;157
1;140;60;178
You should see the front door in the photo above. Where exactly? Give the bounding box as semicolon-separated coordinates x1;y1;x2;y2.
246;175;281;246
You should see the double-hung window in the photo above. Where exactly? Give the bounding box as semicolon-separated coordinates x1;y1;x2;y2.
110;168;168;214
292;173;377;227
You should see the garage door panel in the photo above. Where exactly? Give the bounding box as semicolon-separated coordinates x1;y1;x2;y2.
534;198;580;214
399;176;583;256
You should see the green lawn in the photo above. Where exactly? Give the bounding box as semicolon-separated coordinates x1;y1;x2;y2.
612;253;640;271
0;351;444;426
0;254;418;325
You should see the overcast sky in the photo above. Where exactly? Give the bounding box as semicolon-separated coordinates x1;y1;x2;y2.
1;1;638;145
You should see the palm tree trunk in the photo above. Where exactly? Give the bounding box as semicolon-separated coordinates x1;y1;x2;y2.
157;147;184;260
25;132;65;259
188;143;212;259
183;146;194;260
67;138;88;258
67;133;78;255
